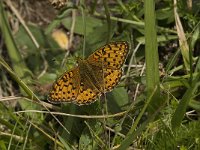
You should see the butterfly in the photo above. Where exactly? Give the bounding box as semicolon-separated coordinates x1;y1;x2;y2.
48;41;129;105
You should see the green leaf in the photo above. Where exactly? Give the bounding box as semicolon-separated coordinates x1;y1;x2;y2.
62;16;103;36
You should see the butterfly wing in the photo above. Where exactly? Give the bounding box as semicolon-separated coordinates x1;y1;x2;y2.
103;69;123;92
83;62;123;93
48;67;80;103
87;41;129;69
75;80;101;105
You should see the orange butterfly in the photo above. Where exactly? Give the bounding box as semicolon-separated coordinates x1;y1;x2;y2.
48;41;129;105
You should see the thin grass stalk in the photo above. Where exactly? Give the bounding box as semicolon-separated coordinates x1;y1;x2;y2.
144;0;161;113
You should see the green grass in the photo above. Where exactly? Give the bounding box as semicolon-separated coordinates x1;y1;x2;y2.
0;0;200;149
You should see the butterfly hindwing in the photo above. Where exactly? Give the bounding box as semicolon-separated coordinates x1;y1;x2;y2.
75;81;101;105
103;69;123;92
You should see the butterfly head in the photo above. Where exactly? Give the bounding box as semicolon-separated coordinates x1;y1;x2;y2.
75;57;84;64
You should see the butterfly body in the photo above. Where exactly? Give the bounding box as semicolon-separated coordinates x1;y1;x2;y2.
77;58;104;92
48;41;129;105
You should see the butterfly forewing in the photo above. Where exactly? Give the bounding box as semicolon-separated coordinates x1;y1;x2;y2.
48;67;80;102
87;41;129;69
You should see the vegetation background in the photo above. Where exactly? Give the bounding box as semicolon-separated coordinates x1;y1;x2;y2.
0;0;200;149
